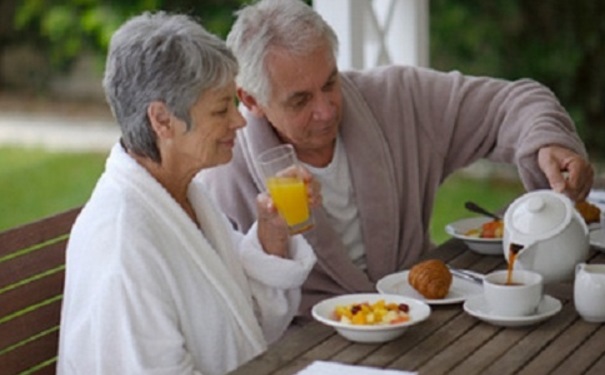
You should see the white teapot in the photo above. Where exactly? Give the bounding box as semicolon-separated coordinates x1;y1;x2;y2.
503;190;589;283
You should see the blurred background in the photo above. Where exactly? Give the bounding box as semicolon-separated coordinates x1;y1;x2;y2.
0;0;603;242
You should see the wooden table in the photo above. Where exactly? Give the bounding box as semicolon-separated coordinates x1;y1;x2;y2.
230;239;605;375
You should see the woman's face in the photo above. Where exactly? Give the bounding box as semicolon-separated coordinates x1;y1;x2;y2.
171;82;245;172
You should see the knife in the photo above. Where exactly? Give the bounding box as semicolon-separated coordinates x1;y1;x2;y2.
448;267;484;285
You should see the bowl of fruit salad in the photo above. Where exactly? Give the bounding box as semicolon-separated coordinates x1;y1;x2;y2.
445;217;504;255
311;293;431;343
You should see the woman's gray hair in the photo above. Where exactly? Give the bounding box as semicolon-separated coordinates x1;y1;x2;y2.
227;0;338;105
103;11;238;162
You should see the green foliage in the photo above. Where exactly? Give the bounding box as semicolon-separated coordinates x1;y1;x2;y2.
430;0;605;159
13;0;246;70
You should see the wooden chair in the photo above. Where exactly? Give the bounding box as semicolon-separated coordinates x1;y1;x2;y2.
0;207;81;375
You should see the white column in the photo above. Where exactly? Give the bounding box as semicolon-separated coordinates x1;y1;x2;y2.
313;0;429;70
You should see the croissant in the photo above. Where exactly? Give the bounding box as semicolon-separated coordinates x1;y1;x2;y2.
408;259;452;299
576;200;601;224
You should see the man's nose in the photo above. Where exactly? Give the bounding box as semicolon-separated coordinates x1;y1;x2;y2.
312;93;335;121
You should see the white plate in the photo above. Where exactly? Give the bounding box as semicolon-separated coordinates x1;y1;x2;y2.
445;217;503;256
463;294;562;327
311;293;431;343
590;227;605;251
376;270;483;305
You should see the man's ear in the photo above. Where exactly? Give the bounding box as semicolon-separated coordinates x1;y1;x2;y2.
147;101;174;139
238;88;265;117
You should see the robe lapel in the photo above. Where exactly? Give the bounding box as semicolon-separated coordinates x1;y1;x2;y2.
339;76;400;281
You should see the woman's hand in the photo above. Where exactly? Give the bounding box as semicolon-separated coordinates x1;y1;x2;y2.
256;193;289;257
257;166;321;258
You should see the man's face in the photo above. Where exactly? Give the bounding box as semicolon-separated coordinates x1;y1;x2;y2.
252;44;342;157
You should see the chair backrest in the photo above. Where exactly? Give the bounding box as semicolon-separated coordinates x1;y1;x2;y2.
0;207;80;375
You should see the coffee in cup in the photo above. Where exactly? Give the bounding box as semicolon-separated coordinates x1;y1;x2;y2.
483;269;543;317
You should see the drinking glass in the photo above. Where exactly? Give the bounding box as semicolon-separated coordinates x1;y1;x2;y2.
257;144;313;234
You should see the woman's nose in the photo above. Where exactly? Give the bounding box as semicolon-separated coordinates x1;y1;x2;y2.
231;108;246;129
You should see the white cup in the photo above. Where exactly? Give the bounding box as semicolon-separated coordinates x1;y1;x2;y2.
483;270;543;317
574;263;605;323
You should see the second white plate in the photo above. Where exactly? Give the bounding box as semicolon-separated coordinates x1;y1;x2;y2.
445;217;503;256
376;270;483;305
590;227;605;251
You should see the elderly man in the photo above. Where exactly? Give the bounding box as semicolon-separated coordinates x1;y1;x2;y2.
198;0;594;316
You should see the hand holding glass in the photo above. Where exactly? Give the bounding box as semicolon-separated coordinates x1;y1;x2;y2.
257;144;314;234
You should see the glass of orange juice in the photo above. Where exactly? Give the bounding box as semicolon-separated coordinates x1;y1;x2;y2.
257;144;313;234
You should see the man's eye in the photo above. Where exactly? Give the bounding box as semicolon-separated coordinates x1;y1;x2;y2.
324;80;336;91
289;97;308;109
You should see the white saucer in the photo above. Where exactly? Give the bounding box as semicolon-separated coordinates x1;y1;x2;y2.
376;270;483;305
590;227;605;251
463;295;562;327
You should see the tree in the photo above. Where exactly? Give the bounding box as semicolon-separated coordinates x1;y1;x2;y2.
12;0;247;71
430;0;605;158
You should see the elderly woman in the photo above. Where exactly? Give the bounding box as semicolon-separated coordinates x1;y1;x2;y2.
57;12;319;375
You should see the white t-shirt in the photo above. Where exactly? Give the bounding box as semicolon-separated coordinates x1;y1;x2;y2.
303;138;367;269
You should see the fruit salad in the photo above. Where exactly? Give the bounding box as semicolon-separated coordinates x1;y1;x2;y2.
333;299;410;325
464;219;504;239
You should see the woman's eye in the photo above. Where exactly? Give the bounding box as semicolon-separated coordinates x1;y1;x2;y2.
213;108;229;116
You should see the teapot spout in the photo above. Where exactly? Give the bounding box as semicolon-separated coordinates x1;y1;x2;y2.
509;241;536;258
510;243;524;255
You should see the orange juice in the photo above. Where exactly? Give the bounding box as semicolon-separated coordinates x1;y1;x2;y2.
267;176;310;228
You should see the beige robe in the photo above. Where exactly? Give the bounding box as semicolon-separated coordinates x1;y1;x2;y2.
198;65;587;316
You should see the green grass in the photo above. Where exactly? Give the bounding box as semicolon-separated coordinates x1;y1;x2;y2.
0;147;525;243
0;147;107;231
430;174;524;244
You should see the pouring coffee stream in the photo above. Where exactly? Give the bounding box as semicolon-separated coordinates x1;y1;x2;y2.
506;243;524;285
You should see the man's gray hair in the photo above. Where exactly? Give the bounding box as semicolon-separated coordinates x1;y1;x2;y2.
227;0;338;105
103;11;238;162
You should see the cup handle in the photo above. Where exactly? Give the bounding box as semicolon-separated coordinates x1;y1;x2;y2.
576;262;586;276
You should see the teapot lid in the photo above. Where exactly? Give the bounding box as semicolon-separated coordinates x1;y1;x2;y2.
504;190;572;241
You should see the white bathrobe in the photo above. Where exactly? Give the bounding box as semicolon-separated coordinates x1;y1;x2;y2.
57;143;317;375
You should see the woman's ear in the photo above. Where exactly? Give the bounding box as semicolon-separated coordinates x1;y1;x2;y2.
238;88;265;117
147;101;174;139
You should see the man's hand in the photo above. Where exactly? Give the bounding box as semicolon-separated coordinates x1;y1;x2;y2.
538;145;594;201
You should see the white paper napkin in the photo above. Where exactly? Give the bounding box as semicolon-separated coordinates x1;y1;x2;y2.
296;360;417;375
